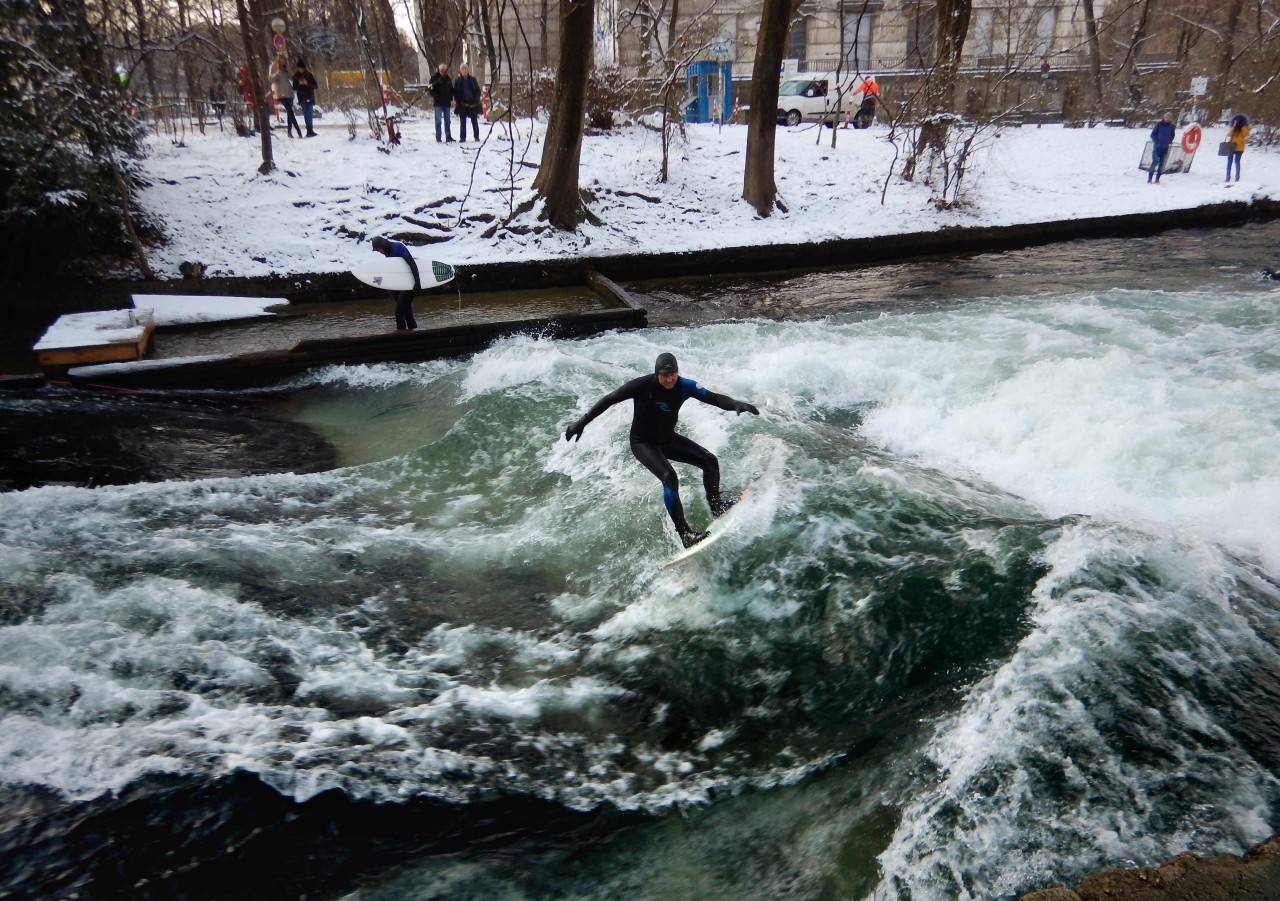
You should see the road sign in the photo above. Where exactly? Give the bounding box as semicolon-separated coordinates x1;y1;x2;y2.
273;33;286;51
1191;76;1208;96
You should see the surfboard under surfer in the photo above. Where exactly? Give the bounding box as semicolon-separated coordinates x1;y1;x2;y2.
371;236;421;330
564;352;760;548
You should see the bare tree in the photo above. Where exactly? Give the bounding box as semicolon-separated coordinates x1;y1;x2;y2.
901;0;972;181
1119;0;1155;112
1206;0;1247;121
531;0;596;228
406;0;467;69
235;0;274;172
742;0;802;216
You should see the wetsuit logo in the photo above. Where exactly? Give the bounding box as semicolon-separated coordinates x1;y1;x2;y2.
655;402;671;412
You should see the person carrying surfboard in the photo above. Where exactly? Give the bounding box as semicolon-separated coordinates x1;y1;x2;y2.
564;352;760;548
371;236;421;330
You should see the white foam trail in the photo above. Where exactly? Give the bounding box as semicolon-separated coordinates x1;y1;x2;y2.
871;522;1280;900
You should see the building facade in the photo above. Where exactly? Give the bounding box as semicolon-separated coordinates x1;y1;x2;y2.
426;0;1197;122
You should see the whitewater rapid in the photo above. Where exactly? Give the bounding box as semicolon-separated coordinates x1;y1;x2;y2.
3;281;1279;899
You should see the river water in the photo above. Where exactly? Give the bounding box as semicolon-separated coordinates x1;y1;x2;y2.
3;223;1280;899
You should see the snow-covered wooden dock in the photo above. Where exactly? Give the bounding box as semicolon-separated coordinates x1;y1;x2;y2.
34;309;155;370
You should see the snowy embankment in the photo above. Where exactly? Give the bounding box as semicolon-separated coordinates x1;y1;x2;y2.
137;115;1278;280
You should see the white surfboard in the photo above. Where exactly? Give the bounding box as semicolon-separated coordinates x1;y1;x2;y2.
350;254;456;292
662;490;752;568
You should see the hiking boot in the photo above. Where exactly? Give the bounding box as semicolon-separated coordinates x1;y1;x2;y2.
679;530;709;549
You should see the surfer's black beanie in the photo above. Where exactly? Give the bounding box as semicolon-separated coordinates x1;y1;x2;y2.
655;352;678;374
371;236;392;252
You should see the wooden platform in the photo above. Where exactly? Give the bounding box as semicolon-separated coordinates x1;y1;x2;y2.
34;309;154;371
52;270;648;391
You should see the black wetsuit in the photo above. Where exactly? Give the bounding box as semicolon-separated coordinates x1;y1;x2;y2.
381;241;421;329
573;374;749;534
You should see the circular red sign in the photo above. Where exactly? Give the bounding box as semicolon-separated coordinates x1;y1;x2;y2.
1181;124;1202;153
273;33;286;51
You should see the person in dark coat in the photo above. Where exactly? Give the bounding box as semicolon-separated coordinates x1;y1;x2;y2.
429;63;454;143
1148;112;1176;184
564;352;760;548
371;236;421;330
454;65;482;142
292;59;318;137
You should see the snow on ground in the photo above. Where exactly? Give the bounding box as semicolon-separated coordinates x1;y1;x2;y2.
138;115;1279;279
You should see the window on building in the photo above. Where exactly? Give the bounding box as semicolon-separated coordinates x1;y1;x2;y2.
970;8;994;59
841;11;875;72
788;15;808;66
906;3;935;67
1035;7;1057;58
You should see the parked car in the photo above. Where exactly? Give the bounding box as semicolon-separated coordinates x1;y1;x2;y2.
775;74;857;126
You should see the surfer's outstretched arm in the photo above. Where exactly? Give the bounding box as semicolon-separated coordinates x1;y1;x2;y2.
564;380;641;441
696;387;760;417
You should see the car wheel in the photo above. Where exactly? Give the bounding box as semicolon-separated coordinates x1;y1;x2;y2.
785;110;801;127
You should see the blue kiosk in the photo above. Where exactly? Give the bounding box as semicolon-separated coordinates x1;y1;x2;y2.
685;60;733;123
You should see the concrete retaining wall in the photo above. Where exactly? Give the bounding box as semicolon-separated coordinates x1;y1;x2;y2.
24;198;1280;324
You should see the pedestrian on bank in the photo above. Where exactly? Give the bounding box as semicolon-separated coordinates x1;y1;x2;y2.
371;236;420;331
293;59;318;137
429;63;455;143
271;57;302;138
208;83;227;120
1226;114;1249;183
454;65;482;142
1148;112;1175;183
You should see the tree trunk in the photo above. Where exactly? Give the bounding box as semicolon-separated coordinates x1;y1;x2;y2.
540;0;549;68
174;0;206;133
902;0;971;182
129;0;161;113
477;0;499;84
532;0;594;228
742;0;799;216
416;0;466;70
372;0;405;86
343;0;393;135
1080;0;1104;116
1208;0;1245;122
1110;0;1153;118
235;0;273;173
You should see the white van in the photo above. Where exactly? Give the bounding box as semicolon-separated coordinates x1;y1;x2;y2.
775;74;865;126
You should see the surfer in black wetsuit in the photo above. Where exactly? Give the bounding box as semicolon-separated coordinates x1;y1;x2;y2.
564;352;760;548
371;236;421;330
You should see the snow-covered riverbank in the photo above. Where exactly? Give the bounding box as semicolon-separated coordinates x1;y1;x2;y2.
138;116;1280;280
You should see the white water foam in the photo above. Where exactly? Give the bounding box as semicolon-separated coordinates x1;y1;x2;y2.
5;290;1280;849
871;521;1280;899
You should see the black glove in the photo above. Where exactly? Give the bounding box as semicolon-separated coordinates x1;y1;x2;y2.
565;418;586;442
731;400;759;416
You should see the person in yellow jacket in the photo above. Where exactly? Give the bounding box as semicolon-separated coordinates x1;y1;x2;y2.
1226;114;1249;182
